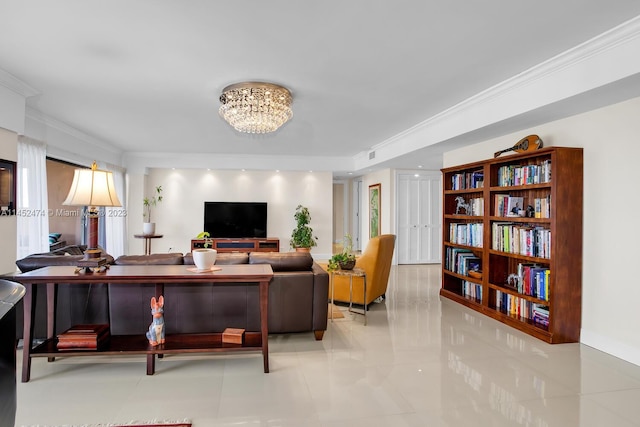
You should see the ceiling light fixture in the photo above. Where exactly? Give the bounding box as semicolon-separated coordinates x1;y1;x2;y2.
219;82;293;134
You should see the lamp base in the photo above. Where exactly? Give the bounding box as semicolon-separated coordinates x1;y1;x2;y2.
75;249;109;274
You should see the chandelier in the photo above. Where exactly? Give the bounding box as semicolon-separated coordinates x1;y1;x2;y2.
219;82;293;134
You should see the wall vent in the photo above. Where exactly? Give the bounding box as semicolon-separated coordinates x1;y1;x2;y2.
369;151;376;160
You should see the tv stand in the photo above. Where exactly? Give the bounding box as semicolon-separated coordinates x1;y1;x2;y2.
191;238;280;253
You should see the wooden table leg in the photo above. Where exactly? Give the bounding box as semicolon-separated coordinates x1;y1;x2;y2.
260;280;269;373
147;353;155;375
21;283;35;382
46;282;56;362
155;283;164;359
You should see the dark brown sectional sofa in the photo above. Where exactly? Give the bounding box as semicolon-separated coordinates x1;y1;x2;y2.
14;246;329;341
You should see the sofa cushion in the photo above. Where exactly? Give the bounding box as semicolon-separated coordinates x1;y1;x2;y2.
115;253;184;265
249;252;313;272
15;245;114;272
50;245;87;256
16;254;86;272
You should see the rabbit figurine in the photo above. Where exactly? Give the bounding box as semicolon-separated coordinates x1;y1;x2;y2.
146;295;165;346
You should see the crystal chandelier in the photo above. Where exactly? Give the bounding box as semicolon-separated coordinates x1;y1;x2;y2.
219;82;293;134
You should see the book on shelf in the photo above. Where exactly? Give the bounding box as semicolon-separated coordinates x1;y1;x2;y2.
491;222;551;258
506;197;524;216
497;159;552;187
57;323;110;350
451;170;484;190
449;222;483;247
462;280;482;302
495;291;549;325
494;195;524;217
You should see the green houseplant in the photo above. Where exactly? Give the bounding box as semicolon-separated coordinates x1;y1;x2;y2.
196;231;213;248
328;234;356;271
142;185;163;235
192;231;217;270
290;205;318;251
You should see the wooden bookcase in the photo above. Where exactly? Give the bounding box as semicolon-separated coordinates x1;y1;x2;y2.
441;147;583;343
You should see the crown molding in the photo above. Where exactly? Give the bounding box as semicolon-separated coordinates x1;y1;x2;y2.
364;14;640;160
25;106;122;155
0;68;39;97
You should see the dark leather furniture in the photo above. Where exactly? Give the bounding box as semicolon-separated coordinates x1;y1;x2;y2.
14;249;329;341
111;251;329;340
14;245;114;339
0;279;25;427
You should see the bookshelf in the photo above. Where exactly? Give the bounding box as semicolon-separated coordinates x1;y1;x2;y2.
441;147;583;343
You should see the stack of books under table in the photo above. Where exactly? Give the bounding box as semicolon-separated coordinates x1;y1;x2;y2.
56;324;110;351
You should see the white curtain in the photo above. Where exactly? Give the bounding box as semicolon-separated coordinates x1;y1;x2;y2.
17;136;49;258
103;162;126;258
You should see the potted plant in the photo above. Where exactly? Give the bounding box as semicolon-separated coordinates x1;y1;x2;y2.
142;185;163;236
290;204;318;251
196;231;214;248
328;234;356;271
193;231;217;270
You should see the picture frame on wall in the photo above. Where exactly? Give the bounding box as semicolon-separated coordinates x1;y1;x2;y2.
0;159;16;216
369;183;381;238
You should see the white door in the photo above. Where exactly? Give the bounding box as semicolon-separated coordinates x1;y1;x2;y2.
397;172;441;264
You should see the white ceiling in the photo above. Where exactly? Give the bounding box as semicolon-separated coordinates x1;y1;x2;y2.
2;1;640;176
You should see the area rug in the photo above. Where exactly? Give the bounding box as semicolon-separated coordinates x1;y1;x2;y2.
22;420;191;427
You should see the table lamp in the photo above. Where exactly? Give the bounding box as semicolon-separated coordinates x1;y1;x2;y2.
63;161;122;273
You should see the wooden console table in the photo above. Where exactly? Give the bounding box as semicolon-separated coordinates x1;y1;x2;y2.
10;264;273;382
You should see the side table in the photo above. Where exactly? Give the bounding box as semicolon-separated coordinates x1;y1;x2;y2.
330;267;367;325
133;234;163;255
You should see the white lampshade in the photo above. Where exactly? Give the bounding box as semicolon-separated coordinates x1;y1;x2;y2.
63;161;122;207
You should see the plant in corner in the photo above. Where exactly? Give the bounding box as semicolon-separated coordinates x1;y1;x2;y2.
328;234;356;271
290;204;318;251
142;185;163;236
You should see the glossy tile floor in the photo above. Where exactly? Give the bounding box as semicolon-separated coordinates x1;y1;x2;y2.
15;264;640;426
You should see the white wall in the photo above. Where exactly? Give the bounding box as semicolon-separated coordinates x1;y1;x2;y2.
25;109;123;168
126;168;333;258
444;96;640;366
0;127;18;273
359;168;395;253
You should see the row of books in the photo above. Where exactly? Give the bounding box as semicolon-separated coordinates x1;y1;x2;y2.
533;196;551;218
445;247;481;277
449;222;483;247
496;160;552;187
491;222;551;259
495;291;550;326
56;323;110;351
459;197;484;216
513;263;550;301
451;170;484;190
494;195;524;217
463;280;482;302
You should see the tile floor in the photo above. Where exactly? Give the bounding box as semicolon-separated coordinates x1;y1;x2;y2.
15;264;640;426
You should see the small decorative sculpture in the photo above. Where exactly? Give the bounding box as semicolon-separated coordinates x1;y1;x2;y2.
455;196;471;215
146;295;165;346
526;205;535;218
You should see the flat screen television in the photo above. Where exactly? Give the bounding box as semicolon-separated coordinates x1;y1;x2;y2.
204;202;267;238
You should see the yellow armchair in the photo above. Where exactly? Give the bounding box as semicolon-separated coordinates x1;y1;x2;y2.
331;234;396;307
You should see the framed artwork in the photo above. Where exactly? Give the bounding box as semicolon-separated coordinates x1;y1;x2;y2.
369;183;381;238
0;159;16;216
